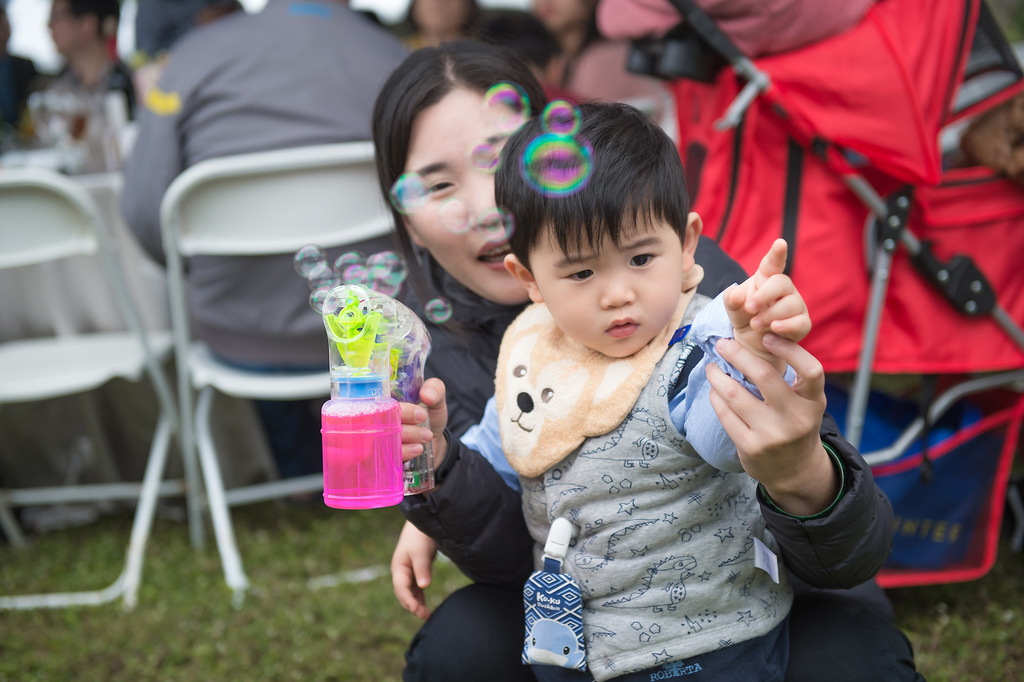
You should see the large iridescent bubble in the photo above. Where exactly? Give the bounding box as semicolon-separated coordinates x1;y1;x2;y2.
520;133;593;197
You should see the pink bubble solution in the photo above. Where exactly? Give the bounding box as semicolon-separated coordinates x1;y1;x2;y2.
321;388;403;510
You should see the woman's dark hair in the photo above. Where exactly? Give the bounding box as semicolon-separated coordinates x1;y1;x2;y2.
499;101;690;269
372;40;549;305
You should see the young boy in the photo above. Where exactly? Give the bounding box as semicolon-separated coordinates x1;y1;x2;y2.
455;101;819;681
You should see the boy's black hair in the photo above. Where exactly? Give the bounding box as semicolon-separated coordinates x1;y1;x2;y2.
497;101;690;269
66;0;120;22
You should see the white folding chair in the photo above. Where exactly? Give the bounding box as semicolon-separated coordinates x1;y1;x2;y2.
0;167;178;610
159;141;393;604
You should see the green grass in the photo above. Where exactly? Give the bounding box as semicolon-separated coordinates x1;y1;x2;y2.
0;502;1021;681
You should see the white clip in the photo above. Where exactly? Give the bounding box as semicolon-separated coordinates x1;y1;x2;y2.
543;518;576;561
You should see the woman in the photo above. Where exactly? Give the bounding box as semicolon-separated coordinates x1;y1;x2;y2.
372;41;919;682
401;0;481;50
531;0;665;115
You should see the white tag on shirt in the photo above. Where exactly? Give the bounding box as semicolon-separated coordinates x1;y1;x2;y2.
753;537;780;584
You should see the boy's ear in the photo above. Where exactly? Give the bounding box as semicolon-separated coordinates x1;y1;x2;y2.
683;212;703;268
504;254;544;303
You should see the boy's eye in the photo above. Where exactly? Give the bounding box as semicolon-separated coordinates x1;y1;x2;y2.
428;181;453;194
569;269;593;281
630;254;652;266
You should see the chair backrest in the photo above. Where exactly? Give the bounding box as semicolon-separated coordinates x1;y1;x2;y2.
0;168;101;269
159;141;392;258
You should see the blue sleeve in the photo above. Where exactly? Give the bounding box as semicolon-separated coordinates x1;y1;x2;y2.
460;396;522;493
668;291;797;473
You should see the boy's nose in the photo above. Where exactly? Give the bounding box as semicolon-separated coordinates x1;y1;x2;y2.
601;282;635;309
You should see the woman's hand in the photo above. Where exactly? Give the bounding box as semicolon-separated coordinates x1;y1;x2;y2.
400;377;449;469
391;521;438;620
706;333;840;516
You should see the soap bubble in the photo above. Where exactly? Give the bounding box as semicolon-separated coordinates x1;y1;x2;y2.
389;172;429;214
309;286;334;314
478;207;515;242
424;297;453;323
333;251;365;276
439;198;472;234
467;138;501;173
482;82;530;134
374;281;402;298
342;263;369;284
521;133;593;197
293;244;326;277
541;100;581;136
307;261;340;290
366;250;407;286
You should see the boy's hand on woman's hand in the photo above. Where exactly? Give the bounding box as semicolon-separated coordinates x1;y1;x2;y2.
725;239;811;374
391;521;438;620
708;333;839;516
400;377;449;468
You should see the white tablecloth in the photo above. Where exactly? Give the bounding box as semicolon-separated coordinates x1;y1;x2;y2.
0;164;275;524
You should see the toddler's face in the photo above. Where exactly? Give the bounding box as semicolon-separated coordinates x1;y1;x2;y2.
509;218;696;358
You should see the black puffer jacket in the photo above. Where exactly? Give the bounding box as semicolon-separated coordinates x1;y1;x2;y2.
400;236;893;589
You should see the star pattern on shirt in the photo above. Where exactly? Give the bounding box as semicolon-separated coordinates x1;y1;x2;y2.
663;512;678;524
714;527;734;542
736;610;756;627
618;499;639;516
651;649;672;665
630;546;649;558
698;571;712;582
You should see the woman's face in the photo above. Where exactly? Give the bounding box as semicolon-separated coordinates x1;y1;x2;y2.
412;0;471;38
402;87;531;306
532;0;595;38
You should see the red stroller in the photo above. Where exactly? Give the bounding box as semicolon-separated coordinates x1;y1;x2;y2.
646;0;1024;586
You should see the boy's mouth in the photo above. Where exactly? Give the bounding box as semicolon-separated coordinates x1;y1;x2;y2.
478;242;511;264
607;321;638;338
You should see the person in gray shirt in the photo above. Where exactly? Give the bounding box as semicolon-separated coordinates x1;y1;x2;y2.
121;0;408;476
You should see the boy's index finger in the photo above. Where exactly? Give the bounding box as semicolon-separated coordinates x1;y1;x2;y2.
754;239;789;285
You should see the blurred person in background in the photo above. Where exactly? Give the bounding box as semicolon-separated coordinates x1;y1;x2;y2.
531;0;666;113
401;0;480;49
47;0;135;115
120;0;407;479
0;2;38;131
480;11;576;102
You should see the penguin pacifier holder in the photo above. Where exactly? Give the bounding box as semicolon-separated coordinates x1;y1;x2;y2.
523;518;587;672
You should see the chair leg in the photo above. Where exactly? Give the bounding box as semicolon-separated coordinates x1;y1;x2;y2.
0;497;26;548
121;412;175;609
0;412;175;611
194;386;250;604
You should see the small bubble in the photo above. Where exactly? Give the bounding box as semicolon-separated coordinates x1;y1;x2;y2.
307;261;339;290
467;138;501;173
333;251;365;276
478;207;515;242
482;82;530;134
374;281;402;297
520;133;593;197
541;100;581;135
389;172;429;214
309;286;333;314
440;198;472;234
424;297;453;323
293;244;326;277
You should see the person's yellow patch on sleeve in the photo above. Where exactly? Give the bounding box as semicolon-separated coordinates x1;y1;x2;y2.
145;87;182;116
